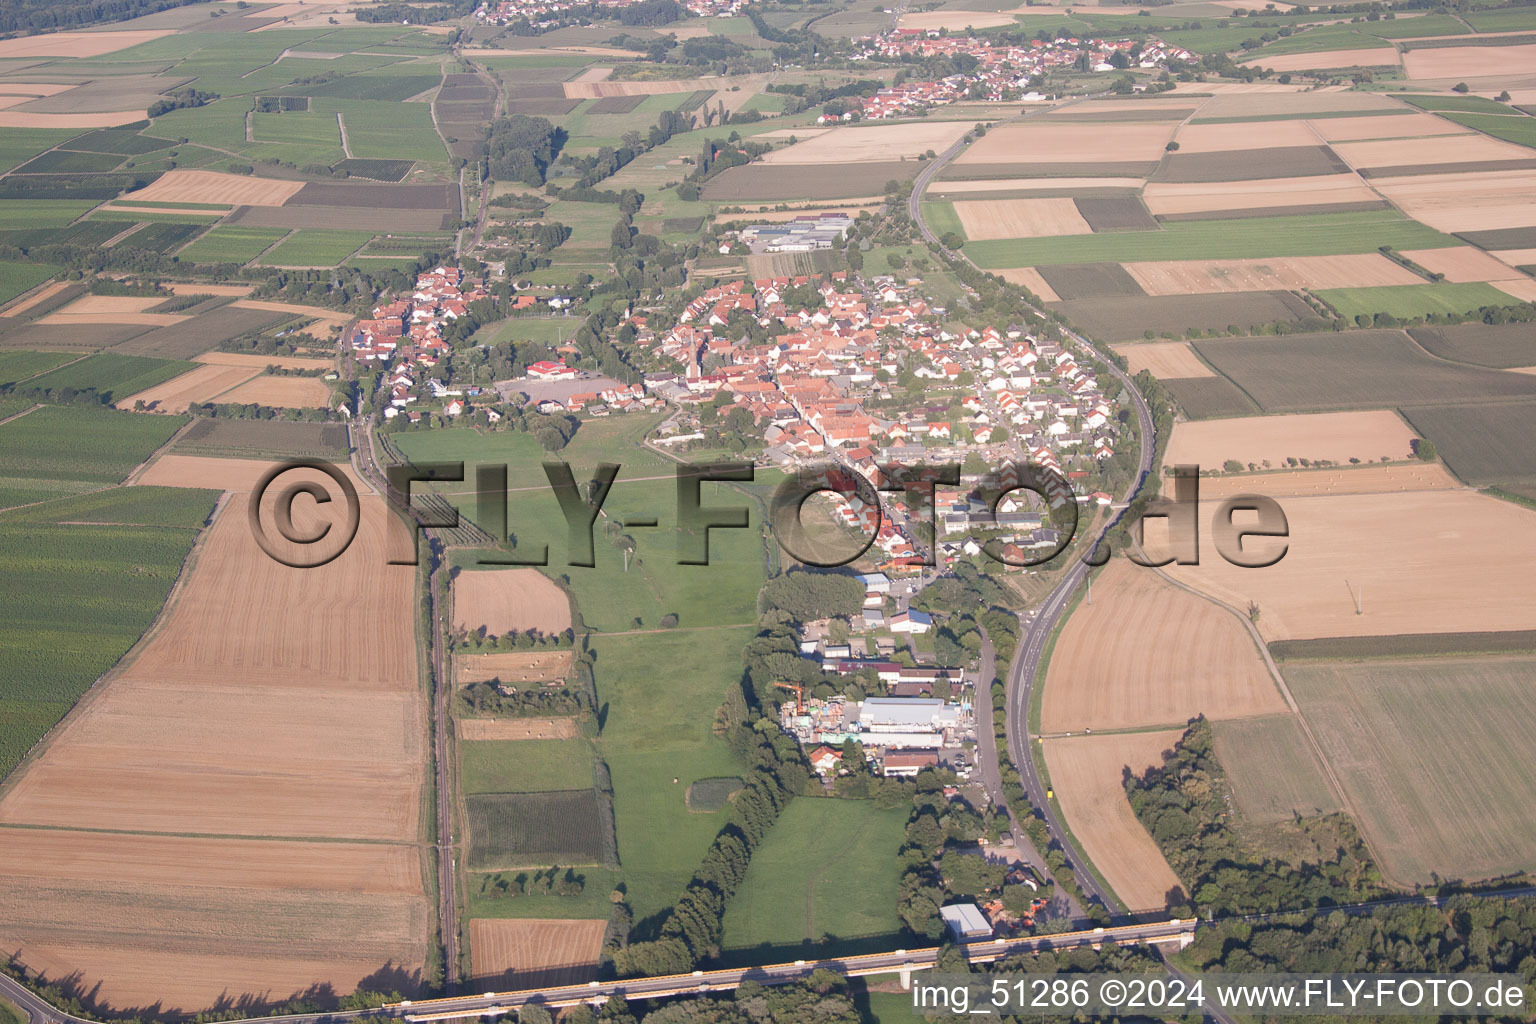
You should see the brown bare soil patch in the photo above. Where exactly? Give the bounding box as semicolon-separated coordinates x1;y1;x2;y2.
1404;42;1536;79
115;363;259;413
459;650;574;685
1042;730;1185;911
130;170;305;207
1113;341;1215;379
1;280;70;317
760;121;972;164
1310;112;1471;142
1242;46;1401;71
456;717;581;741
997;267;1060;301
1123;253;1419;295
1044;559;1282;734
195;351;334;371
36;294;184;327
216;374;331;409
1196;463;1461;500
0;491;426;1008
1400;246;1523;282
469;919;605;989
1156;490;1536;640
453;568;572;636
955;122;1174;165
954;197;1091;239
1174;119;1320;154
0;30;170;58
1167;410;1417;469
1143;172;1379;216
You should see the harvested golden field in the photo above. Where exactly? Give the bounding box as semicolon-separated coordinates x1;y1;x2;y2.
168;282;252;296
1113;341;1214;379
1196;463;1461;500
0;29;170;58
129;170;305;207
1043;559;1282;734
1173;119;1320;154
456;717;580;741
196;350;334;371
954;122;1175;164
115;363;259;413
0;110;154;128
216;374;332;409
453;568;573;636
132;454;361;492
1334;135;1532;171
1066;97;1202;113
936;176;1146;194
760;121;972;165
1123;253;1419;295
1;280;70;317
0;490;427;1009
1042;730;1185;911
1310;112;1471;142
1189;90;1405;119
1156;490;1536;640
1399;246;1525;282
998;266;1060;301
459;649;574;685
1241;47;1401;71
1404;43;1536;79
953;197;1091;240
1371;169;1536;233
1165;410;1417;469
231;298;353;330
1493;248;1536;267
1492;278;1536;302
469;919;606;988
1143;172;1379;217
897;9;1022;29
36;295;184;327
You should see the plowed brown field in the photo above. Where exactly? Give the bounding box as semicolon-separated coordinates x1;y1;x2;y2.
1042;730;1185;911
453;568;572;636
1043;559;1282;733
469;919;605;988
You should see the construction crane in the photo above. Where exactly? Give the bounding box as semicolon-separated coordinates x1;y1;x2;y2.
773;681;805;714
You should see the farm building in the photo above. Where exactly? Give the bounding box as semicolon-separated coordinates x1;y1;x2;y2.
940;903;994;941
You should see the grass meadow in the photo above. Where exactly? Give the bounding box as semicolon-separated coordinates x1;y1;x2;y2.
1318;282;1517;321
460;738;595;794
1211;714;1341;825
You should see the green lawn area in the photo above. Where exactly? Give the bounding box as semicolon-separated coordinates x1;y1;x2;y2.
721;798;907;956
592;626;757;924
460;738;595;794
177;224;290;264
964;211;1457;268
1318;282;1519;320
1443;111;1536;149
920;201;966;242
474;315;587;346
257;229;374;267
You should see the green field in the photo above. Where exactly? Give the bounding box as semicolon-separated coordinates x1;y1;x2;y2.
466;789;606;869
0;350;76;386
0;486;216;778
1442;111;1536;149
0;129;80;174
1211;714;1341;825
1464;6;1536;31
460;738;595;794
1403;93;1518;114
177;225;290;264
1193;330;1536;413
18;353;197;404
0;261;60;306
721;798;907;956
1317;282;1517;320
964;211;1456;268
919;201;966;242
1288;657;1536;884
0;405;187;508
257;229;375;267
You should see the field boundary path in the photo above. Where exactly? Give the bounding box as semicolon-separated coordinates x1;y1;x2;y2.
338;112;352;159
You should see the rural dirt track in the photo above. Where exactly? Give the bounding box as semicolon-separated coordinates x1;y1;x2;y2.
1042;559;1285;734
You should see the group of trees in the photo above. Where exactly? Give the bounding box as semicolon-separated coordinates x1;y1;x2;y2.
1126;717;1388;918
759;570;867;623
0;0;199;32
610;722;807;977
486;114;565;187
146;88;216;118
478;866;586;899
